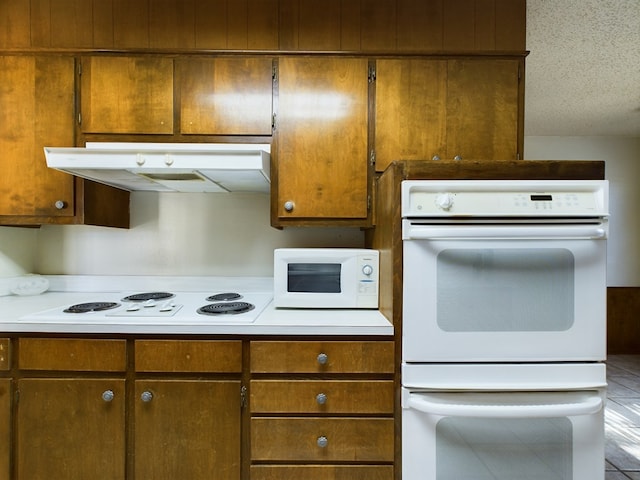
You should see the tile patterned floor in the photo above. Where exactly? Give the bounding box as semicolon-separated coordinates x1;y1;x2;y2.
606;355;640;480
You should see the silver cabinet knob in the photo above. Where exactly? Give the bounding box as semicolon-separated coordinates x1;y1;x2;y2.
432;155;441;161
453;155;463;161
317;436;328;448
54;200;66;210
102;390;115;402
140;391;154;403
316;393;327;405
316;353;328;365
283;201;295;212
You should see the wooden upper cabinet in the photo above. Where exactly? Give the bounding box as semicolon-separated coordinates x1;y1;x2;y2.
0;55;76;218
273;57;370;225
375;57;522;171
178;57;273;135
80;56;174;134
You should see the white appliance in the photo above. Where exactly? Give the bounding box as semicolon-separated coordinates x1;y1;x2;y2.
273;248;379;309
44;142;271;193
400;179;609;480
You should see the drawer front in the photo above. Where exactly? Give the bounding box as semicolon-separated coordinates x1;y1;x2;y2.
135;340;242;373
251;417;394;462
250;341;394;373
18;338;127;372
250;380;394;414
0;339;8;370
250;465;394;480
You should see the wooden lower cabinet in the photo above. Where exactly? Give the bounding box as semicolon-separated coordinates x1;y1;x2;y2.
134;379;241;480
0;378;10;480
17;378;126;480
249;340;395;479
250;465;394;480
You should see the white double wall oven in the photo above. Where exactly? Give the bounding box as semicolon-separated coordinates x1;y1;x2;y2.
400;180;609;480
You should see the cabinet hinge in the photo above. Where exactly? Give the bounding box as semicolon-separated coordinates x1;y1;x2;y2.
367;194;372;211
78;112;82;125
14;389;19;404
517;152;521;160
369;149;376;166
240;385;247;408
272;65;277;82
271;113;277;131
368;65;376;83
77;62;82;76
518;64;521;81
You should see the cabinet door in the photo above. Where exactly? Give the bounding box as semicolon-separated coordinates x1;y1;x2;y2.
0;56;75;217
80;56;173;134
179;57;273;135
0;379;9;480
274;57;369;223
17;378;126;480
375;58;447;171
445;58;521;161
134;380;241;480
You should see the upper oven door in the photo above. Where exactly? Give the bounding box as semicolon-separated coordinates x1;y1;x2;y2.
402;219;608;362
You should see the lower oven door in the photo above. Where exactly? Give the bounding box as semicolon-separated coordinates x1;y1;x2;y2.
402;220;607;362
402;388;605;480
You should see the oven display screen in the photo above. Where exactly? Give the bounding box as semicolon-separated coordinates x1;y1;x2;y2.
531;194;553;201
287;263;341;293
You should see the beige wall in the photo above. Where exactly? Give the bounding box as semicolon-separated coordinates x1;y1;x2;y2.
34;192;363;277
525;136;640;286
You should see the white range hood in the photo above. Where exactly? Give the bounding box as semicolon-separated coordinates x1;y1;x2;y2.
44;142;271;193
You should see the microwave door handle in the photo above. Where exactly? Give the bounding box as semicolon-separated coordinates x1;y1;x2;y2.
404;225;607;240
407;393;603;418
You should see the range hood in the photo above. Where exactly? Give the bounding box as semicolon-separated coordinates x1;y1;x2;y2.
44;142;271;193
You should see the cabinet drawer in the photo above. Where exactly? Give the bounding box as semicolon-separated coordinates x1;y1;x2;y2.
250;341;394;373
251;417;394;462
0;339;9;370
250;465;394;480
135;340;242;373
250;380;394;414
18;338;127;371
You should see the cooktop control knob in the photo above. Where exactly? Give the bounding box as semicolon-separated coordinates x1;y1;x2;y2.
435;193;454;210
362;264;374;276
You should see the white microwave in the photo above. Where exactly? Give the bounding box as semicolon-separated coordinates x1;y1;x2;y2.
273;248;379;309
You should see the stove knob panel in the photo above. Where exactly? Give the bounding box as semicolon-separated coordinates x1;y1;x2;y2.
435;193;454;211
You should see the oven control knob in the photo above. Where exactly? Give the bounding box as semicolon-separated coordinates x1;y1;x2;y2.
435;193;454;211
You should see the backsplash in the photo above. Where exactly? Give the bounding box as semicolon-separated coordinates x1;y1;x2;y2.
34;192;363;277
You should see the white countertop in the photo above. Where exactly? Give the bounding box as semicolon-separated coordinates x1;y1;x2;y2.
0;275;393;336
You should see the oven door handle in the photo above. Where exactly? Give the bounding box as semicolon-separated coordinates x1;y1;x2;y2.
407;392;603;418
404;224;607;240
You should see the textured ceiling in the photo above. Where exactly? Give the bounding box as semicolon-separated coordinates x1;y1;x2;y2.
525;0;640;137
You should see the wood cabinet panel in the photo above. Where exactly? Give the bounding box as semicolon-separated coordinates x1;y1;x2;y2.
17;378;126;480
445;58;520;161
179;57;273;135
80;56;174;134
274;57;369;223
18;338;127;372
251;417;394;461
251;380;394;414
0;379;9;480
135;340;242;372
0;339;8;370
134;380;241;480
250;341;394;373
375;57;521;171
251;465;394;480
0;55;76;218
149;0;196;49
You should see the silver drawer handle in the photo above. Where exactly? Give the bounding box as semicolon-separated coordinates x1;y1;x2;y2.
316;353;328;365
317;436;328;448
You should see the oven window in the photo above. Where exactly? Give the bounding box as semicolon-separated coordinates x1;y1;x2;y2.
287;263;341;293
437;248;574;332
436;417;572;480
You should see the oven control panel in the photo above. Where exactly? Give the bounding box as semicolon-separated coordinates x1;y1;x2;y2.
401;180;608;217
